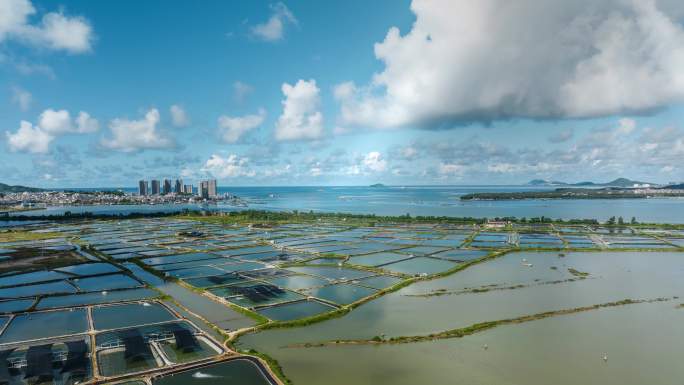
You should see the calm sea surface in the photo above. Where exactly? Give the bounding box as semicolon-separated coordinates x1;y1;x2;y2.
10;185;684;223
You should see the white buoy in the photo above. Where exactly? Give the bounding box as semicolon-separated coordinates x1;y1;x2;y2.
483;344;488;350
603;354;608;362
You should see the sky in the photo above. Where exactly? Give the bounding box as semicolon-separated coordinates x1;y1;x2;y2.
2;0;684;188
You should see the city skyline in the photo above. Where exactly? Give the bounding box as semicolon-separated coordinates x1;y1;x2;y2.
2;0;684;188
138;177;217;197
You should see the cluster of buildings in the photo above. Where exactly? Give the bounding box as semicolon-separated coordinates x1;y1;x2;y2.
0;179;249;211
138;179;217;199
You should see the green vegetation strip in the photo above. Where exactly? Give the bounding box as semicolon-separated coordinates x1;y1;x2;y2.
0;230;63;242
284;297;672;348
240;349;293;385
567;268;590;277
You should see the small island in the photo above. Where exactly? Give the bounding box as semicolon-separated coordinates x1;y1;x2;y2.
461;186;684;201
369;183;386;188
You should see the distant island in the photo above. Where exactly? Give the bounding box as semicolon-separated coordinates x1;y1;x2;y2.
0;182;44;193
526;177;655;187
462;185;684;201
369;183;386;188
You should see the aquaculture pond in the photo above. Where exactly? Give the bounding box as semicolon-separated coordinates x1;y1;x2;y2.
35;288;157;310
238;251;684;385
240;301;684;385
306;284;376;305
3;216;684;385
382;256;458;275
92;302;177;330
153;359;274;385
0;309;88;344
256;300;335;321
95;320;222;377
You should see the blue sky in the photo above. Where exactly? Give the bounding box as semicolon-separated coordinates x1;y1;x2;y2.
2;0;684;188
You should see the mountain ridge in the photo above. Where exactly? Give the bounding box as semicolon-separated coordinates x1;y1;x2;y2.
527;178;655;187
0;183;44;193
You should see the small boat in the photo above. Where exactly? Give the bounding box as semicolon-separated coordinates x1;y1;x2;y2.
603;354;608;362
483;344;488;350
523;263;533;267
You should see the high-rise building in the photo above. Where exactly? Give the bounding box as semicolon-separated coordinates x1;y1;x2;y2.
175;179;183;194
138;180;148;196
163;179;172;195
184;185;193;195
199;181;208;199
199;179;218;199
208;179;217;197
151;180;161;195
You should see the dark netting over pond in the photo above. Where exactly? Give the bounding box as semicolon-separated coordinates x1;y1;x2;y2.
231;284;285;303
24;344;53;381
172;329;200;353
61;340;88;375
119;330;152;362
208;273;241;285
0;348;14;381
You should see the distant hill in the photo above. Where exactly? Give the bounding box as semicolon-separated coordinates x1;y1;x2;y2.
0;183;44;193
526;178;655;187
369;183;386;188
662;183;684;190
527;179;568;186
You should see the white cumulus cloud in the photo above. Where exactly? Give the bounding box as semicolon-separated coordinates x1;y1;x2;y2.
75;111;99;133
250;2;297;42
218;109;266;143
335;0;684;129
0;0;93;53
275;79;323;141
363;151;387;173
4;108;98;153
38;109;72;134
5;120;52;153
101;109;174;152
201;154;256;179
169;104;190;127
37;109;99;134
